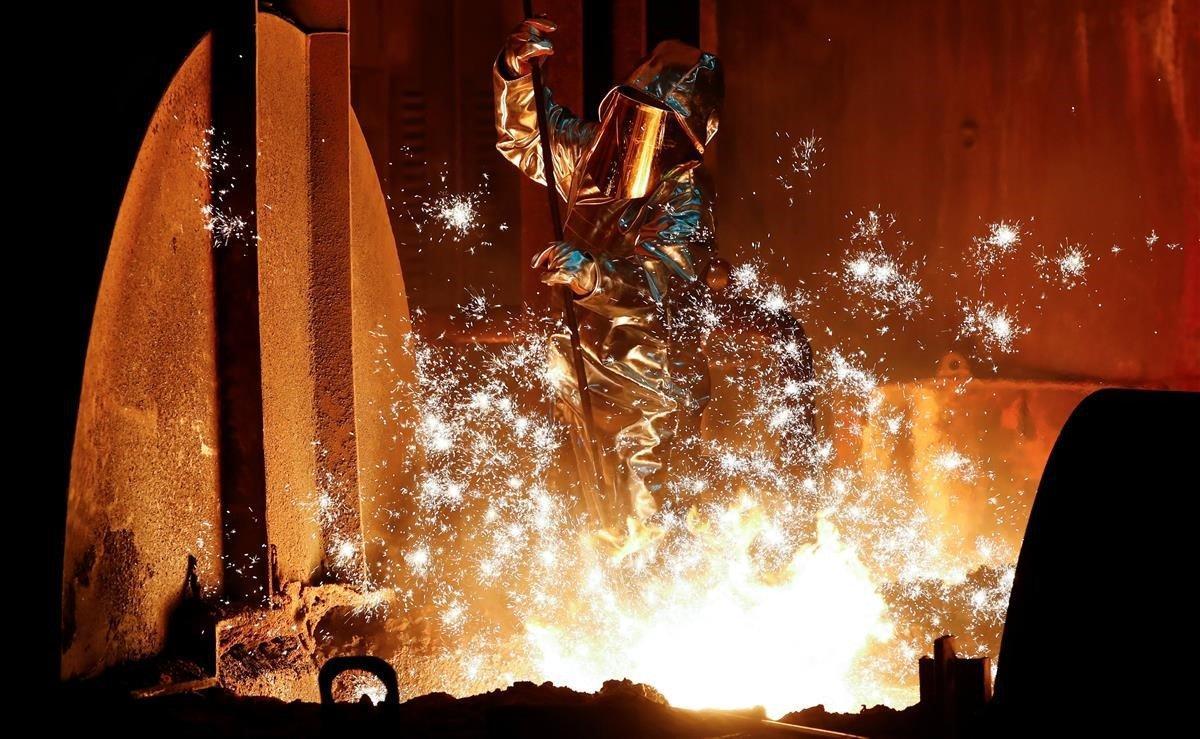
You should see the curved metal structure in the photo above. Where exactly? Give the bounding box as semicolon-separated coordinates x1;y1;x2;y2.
62;7;419;690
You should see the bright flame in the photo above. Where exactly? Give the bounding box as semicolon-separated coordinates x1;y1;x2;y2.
188;111;1197;717
310;197;1188;719
524;504;892;717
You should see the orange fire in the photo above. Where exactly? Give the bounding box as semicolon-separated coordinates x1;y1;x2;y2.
524;502;892;716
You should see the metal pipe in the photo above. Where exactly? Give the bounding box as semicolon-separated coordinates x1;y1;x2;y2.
522;0;612;528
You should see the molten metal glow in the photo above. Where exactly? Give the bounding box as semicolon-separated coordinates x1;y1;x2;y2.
527;511;892;716
192;125;1189;715
358;292;1019;715
326;201;1180;712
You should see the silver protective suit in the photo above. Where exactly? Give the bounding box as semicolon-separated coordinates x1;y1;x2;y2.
495;40;723;523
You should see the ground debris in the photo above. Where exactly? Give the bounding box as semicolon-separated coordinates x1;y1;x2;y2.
56;677;918;738
780;703;922;739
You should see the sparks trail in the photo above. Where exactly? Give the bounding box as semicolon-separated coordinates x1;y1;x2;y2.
381;150;507;251
775;130;825;205
346;162;1187;713
956;299;1029;360
1033;241;1091;290
425;191;483;241
194;127;252;249
969;220;1024;278
354;272;1018;712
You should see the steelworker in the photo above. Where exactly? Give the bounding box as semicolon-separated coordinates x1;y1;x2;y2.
494;17;724;523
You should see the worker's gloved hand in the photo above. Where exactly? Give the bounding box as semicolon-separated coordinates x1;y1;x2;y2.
502;17;556;77
533;241;596;295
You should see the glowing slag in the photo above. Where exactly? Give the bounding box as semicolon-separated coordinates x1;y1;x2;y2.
527;512;893;717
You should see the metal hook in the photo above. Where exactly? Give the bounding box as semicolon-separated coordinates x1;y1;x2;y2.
318;655;400;706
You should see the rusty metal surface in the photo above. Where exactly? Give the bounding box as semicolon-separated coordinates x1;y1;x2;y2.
348;108;421;590
216;581;365;702
61;31;222;681
267;0;349;33
308;26;366;583
715;0;1199;387
257;10;327;589
63;9;419;680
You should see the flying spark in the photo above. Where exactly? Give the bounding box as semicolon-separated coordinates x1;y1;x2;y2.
1034;241;1090;289
427;192;482;240
317;180;1182;716
957;300;1029;355
970;220;1024;276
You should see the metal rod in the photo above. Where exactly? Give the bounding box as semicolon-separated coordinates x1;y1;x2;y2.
522;0;612;528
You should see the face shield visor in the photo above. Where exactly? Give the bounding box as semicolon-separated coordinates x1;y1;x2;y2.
570;86;701;206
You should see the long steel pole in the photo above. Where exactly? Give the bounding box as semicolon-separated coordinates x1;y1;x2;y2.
522;0;612;528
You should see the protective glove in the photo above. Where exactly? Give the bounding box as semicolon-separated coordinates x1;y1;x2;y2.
502;17;556;78
532;241;597;296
